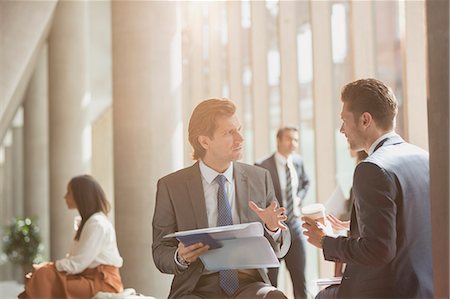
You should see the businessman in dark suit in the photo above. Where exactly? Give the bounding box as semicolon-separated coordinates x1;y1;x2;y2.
152;98;291;298
256;126;310;299
302;78;434;298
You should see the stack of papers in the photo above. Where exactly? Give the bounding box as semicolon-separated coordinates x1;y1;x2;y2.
164;222;280;271
315;277;343;286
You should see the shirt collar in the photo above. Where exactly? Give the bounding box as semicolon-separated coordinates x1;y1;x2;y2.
275;152;292;166
368;131;396;155
199;160;234;184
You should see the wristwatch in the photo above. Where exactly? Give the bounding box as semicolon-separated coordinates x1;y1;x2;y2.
177;251;191;267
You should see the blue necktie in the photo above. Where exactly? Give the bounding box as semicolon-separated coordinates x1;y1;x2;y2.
216;175;239;296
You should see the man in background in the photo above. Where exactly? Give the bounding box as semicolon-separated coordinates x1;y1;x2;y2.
256;126;310;299
303;79;434;298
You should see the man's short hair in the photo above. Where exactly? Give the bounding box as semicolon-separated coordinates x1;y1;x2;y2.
188;98;236;160
276;126;299;140
341;78;398;130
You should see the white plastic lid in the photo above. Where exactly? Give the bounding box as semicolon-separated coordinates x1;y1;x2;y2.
301;203;325;215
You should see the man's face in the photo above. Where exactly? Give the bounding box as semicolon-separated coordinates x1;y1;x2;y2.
277;129;299;157
203;114;244;164
340;102;366;151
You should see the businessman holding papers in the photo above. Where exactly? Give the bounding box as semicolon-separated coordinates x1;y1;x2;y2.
152;98;290;298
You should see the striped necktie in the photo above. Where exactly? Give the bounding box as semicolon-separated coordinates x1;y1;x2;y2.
216;175;239;296
285;163;296;226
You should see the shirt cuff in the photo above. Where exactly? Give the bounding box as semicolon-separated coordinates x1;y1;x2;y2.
265;226;282;241
174;248;189;270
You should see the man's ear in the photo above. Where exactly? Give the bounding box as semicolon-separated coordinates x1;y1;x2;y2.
198;135;210;150
360;112;373;128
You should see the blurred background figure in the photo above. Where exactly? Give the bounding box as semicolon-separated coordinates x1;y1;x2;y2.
256;126;310;299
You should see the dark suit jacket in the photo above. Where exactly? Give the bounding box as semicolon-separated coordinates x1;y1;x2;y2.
322;135;434;298
256;153;310;213
152;161;291;298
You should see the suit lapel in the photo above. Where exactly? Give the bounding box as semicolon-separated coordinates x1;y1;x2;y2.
234;162;250;223
187;162;209;229
268;155;282;204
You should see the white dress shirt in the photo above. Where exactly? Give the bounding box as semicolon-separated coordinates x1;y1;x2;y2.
55;212;123;274
368;131;396;156
274;152;301;216
199;160;239;226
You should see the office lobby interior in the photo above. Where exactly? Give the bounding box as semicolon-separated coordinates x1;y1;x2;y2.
0;1;448;298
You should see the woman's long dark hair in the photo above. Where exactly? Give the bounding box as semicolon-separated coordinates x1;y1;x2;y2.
69;175;111;241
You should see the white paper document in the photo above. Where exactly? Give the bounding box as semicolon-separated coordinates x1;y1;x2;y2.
315;277;342;287
325;184;347;217
164;222;280;271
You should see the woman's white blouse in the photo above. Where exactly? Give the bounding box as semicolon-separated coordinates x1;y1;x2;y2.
55;212;123;274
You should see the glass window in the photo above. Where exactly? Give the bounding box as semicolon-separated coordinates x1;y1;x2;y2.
331;1;354;199
374;1;405;136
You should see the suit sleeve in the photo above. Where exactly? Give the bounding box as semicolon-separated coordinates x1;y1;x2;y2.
296;159;310;200
262;169;291;258
152;179;184;275
322;162;397;266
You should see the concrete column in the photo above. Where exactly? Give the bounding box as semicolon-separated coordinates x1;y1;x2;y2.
403;0;428;150
208;1;223;96
350;0;376;78
23;44;50;259
184;2;206;165
87;0;114;223
310;0;336;278
48;1;90;260
250;1;270;160
279;0;300;126
112;2;183;297
426;1;449;298
227;1;244;125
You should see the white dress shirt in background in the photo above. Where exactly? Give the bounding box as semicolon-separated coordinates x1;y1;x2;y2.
274;152;301;216
55;212;123;274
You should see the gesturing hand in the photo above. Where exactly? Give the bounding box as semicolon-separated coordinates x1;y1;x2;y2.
327;214;350;230
249;201;288;232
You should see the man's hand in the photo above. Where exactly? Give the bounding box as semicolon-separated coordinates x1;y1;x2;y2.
178;242;209;264
302;216;326;248
327;214;350;231
249;201;288;231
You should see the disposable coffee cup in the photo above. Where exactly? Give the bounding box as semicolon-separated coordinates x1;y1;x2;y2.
301;203;326;225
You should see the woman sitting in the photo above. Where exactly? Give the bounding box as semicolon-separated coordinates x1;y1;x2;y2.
19;174;124;299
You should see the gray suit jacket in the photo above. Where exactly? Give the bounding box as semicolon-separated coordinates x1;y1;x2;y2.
256;153;310;210
152;161;291;298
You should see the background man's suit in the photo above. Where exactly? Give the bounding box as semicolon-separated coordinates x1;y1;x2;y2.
152;161;291;298
256;154;310;299
322;135;434;298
